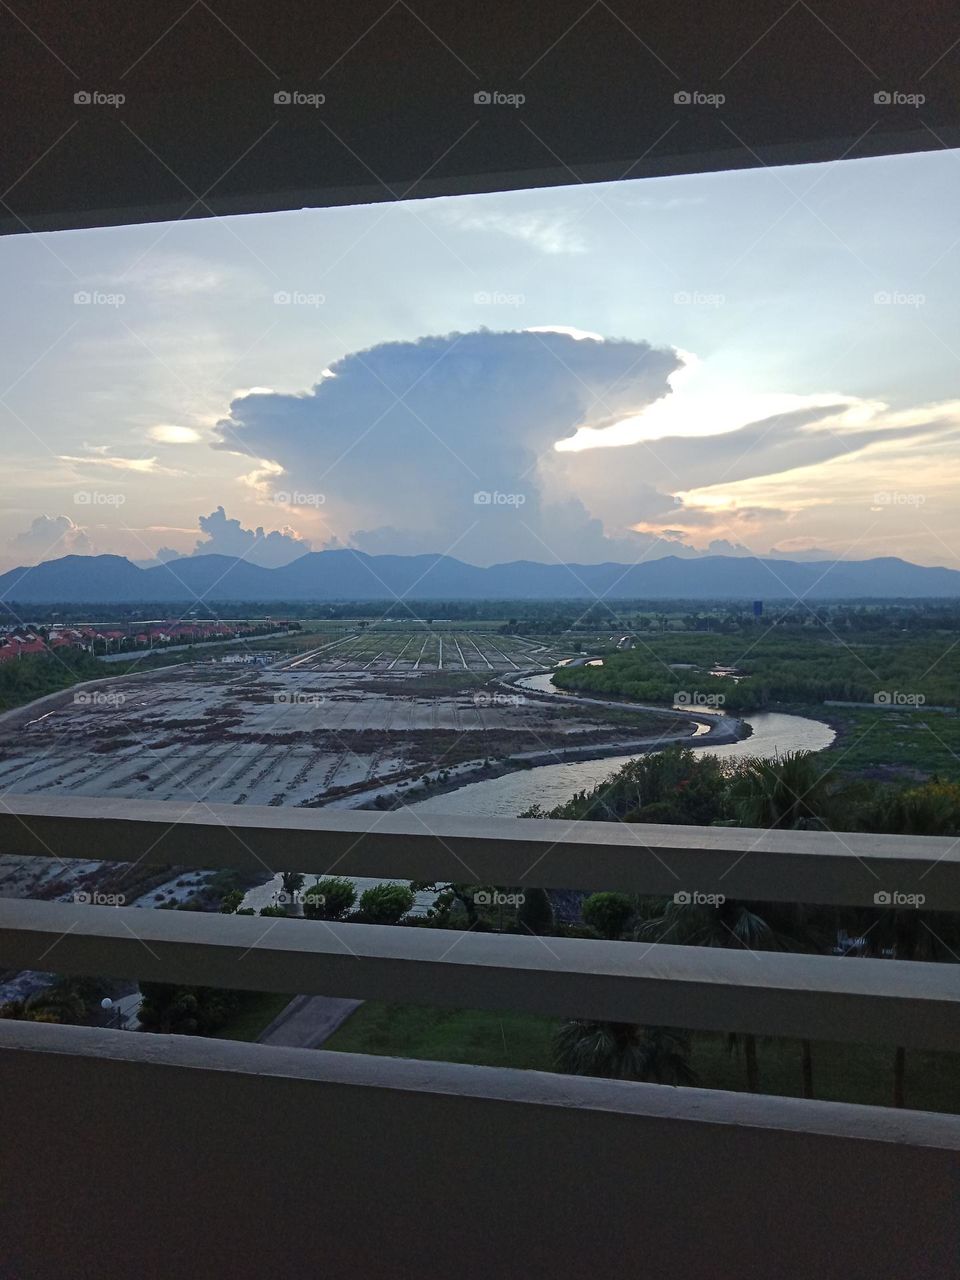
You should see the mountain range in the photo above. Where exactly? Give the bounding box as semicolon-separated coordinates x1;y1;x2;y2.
1;550;959;603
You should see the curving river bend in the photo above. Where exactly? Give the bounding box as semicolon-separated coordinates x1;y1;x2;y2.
404;669;835;818
242;675;835;912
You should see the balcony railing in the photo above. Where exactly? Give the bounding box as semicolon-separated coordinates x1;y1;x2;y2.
0;794;958;1280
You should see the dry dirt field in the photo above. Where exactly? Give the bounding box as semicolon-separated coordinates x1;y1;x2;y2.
0;632;679;811
0;630;687;997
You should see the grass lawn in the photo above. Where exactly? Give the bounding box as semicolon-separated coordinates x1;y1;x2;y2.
215;992;293;1042
323;1003;960;1113
324;1002;557;1070
692;1033;960;1112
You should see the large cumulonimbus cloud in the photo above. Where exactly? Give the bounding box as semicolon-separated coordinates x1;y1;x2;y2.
213;329;684;565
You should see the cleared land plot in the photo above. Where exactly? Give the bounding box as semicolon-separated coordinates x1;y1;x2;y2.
283;630;574;674
0;633;686;949
0;652;686;813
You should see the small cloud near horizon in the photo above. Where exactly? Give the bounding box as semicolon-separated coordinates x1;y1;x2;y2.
10;514;93;563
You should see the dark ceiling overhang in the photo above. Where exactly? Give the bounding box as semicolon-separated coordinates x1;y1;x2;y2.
2;0;959;234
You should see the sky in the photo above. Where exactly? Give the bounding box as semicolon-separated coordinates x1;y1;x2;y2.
2;145;960;573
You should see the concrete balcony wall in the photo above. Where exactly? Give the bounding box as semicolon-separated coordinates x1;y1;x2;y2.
1;1022;958;1280
1;797;959;1278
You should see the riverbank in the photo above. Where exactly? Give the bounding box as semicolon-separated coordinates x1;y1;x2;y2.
403;709;830;820
347;673;750;813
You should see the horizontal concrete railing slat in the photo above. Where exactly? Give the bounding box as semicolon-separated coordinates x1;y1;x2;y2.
0;794;958;908
1;898;959;1050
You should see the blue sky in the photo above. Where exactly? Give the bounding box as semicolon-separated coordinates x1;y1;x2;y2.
2;145;959;570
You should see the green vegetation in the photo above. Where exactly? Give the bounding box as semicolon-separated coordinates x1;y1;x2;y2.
553;1022;696;1084
523;744;730;825
552;625;960;716
322;1004;960;1113
215;992;293;1042
322;748;960;1111
810;704;960;779
528;743;960;835
138;982;246;1035
357;882;415;924
15;603;959;1113
324;1003;558;1069
535;747;960;1107
303;876;357;920
517;886;554;935
280;871;304;899
0;649;104;712
0;975;106;1024
125;746;960;1110
582;892;635;939
139;981;295;1038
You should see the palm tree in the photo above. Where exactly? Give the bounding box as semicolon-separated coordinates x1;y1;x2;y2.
853;781;960;1107
280;870;305;915
638;895;821;1094
740;756;960;1104
727;750;859;1095
854;905;960;1107
730;751;850;831
553;1020;696;1085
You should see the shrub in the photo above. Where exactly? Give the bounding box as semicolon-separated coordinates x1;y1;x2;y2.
358;882;414;924
207;868;247;896
303;876;357;921
139;983;242;1036
582;892;634;939
280;871;304;899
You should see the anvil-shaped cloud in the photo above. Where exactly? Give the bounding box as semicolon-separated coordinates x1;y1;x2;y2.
214;329;684;564
212;329;960;566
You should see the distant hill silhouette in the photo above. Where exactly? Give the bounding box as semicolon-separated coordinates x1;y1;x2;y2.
1;550;959;603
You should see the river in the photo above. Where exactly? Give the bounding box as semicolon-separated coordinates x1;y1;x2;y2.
241;677;834;910
403;710;835;819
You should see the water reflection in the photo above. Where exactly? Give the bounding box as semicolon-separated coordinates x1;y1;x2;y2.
405;711;835;819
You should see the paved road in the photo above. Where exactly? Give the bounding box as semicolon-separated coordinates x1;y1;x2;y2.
257;994;361;1048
